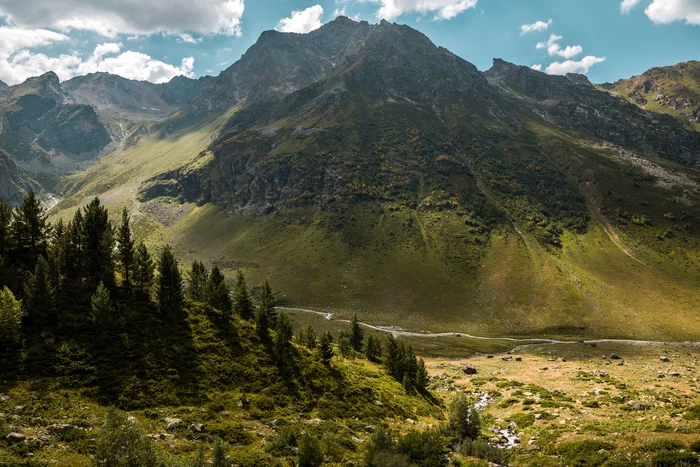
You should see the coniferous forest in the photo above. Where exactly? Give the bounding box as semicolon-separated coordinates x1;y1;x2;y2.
0;192;485;467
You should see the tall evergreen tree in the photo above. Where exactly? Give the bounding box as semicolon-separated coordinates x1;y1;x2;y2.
82;198;114;287
449;393;480;441
133;242;154;299
255;302;270;341
214;281;232;318
349;313;364;352
187;260;208;302
258;280;276;326
303;324;317;350
24;256;55;325
273;312;294;363
0;199;13;259
12;190;49;266
415;357;429;391
319;331;334;365
0;286;23;357
63;210;85;281
232;270;253;319
117;208;135;289
365;335;382;362
157;245;183;320
384;335;401;380
204;265;224;307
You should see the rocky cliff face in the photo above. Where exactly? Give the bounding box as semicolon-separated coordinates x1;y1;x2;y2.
0;79;7;91
63;72;213;121
486;59;700;166
0;72;112;173
0;148;37;204
602;60;700;129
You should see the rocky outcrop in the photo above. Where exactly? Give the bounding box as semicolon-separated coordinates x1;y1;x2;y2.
0;79;7;91
0;148;38;204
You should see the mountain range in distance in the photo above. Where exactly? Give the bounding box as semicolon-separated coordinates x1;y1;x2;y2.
1;16;699;341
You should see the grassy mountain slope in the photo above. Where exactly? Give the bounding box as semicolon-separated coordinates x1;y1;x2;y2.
602;60;700;130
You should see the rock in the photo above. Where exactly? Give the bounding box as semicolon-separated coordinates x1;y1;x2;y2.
189;423;205;433
540;367;549;371
627;400;642;410
507;422;517;431
489;436;501;444
351;435;364;444
515;357;522;362
675;426;688;433
0;393;8;402
6;432;26;444
610;354;621;360
669;372;681;377
46;424;79;436
557;357;567;363
164;418;181;432
271;419;281;427
374;400;383;407
501;356;513;361
308;419;322;425
660;356;670;362
463;364;477;375
617;361;624;366
534;414;542;420
486;354;494;359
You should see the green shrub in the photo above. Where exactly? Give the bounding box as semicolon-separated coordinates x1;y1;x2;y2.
651;450;699;467
684;405;700;420
450;394;480;441
556;440;615;467
298;434;324;467
456;439;502;464
208;422;253;445
396;430;448;467
506;412;535;429
640;440;686;452
691;440;700;453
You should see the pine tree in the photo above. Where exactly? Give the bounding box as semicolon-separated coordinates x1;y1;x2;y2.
24;256;55;325
449;393;480;441
304;324;317;349
384;334;401;380
90;281;113;326
338;330;352;359
133;242;154;299
403;346;418;391
214;281;232;318
187;260;208;302
204;265;224;308
0;199;13;260
64;210;85;281
117;208;135;290
258;280;276;326
157;245;183;320
365;335;382;362
255;302;270;341
82;198;114;286
319;330;334;365
273;312;294;363
415;357;429;391
349;313;364;352
12;190;49;266
232;270;253;319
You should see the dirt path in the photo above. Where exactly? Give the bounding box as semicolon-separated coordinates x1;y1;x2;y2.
280;306;700;349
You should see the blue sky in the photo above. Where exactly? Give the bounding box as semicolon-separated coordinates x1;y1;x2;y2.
0;0;698;86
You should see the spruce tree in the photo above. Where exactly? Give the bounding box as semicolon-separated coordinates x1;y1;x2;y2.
232;270;253;319
64;210;85;281
255;302;270;341
304;324;317;349
0;199;13;259
24;256;55;325
319;330;333;365
82;198;114;287
273;312;294;363
90;281;113;326
133;242;154;299
365;335;382;362
449;393;480;441
12;190;49;266
384;335;401;380
117;208;135;289
0;286;23;356
349;313;364;352
415;357;429;391
258;280;276;326
214;281;232;318
187;260;208;302
204;265;224;308
157;245;183;320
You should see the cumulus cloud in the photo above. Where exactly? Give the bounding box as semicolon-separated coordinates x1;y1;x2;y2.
645;0;700;25
546;55;606;75
621;0;642;14
0;0;245;37
520;19;552;35
531;64;542;71
0;32;194;85
373;0;478;21
536;34;583;59
276;5;324;33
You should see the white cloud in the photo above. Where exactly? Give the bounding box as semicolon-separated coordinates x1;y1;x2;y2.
545;55;606;75
621;0;642;14
276;5;324;33
373;0;478;21
0;32;194;85
531;64;542;71
0;0;245;37
177;33;201;44
645;0;700;25
520;19;552;35
536;34;583;59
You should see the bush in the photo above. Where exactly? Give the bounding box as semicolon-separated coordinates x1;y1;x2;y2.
556;440;615;467
640;440;686;452
450;394;480;441
456;439;502;464
692;440;700;453
208;422;253;445
396;430;448;467
651;451;699;467
298;433;324;467
506;412;535;429
94;407;170;467
0;286;23;354
684;405;700;420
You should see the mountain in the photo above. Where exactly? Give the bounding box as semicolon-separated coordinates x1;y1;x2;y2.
0;72;112;174
63;72;214;121
602;60;700;130
0;79;7;91
54;18;700;341
0;148;38;204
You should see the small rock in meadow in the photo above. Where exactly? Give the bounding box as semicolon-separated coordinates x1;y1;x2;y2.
660;356;670;362
6;432;26;444
463;364;477;375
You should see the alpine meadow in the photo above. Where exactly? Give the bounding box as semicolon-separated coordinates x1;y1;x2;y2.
1;4;700;467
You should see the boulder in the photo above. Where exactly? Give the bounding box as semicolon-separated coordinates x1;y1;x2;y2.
6;432;26;444
610;354;621;360
164;418;181;432
46;424;79;436
660;356;670;362
189;423;205;433
463;364;477;375
627;400;642;410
